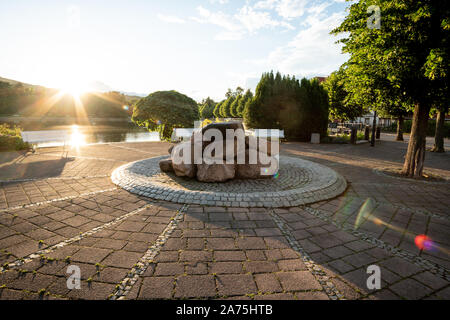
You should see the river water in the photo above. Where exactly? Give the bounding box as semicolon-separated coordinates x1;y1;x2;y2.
31;124;160;147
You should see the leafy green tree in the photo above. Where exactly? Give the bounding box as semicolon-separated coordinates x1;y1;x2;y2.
230;94;243;118
199;97;216;119
132;90;199;140
244;71;329;140
213;100;224;118
219;96;236;118
332;0;450;177
323;68;365;121
236;89;253;117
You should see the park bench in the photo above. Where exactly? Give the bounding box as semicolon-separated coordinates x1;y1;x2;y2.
21;130;70;156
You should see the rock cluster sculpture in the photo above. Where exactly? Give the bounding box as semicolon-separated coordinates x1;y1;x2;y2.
159;122;279;182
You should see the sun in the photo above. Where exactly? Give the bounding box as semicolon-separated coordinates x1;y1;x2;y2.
59;79;89;98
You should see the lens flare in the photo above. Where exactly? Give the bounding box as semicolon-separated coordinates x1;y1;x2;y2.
414;235;434;251
273;172;279;179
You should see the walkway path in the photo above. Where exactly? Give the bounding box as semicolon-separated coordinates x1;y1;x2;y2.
0;138;448;300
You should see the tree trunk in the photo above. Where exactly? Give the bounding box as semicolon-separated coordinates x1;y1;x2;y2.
396;115;404;141
431;110;446;153
401;103;430;177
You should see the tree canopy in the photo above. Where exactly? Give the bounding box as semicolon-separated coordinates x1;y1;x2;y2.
132;90;199;140
332;0;450;176
243;71;329;141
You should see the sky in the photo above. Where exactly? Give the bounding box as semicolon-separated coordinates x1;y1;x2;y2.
0;0;350;101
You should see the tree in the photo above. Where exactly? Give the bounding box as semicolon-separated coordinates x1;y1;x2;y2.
219;96;235;118
323;68;365;121
132;90;199;140
243;71;329;140
236;89;253;117
213;100;223;118
431;106;448;152
199;97;216;119
333;0;450;177
230;94;243;118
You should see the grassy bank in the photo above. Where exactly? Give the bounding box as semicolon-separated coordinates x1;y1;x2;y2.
0;124;29;151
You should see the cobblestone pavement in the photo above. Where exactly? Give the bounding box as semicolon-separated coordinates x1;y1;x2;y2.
0;137;448;300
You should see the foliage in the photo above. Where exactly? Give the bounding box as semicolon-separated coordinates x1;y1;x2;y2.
243;71;329;141
0;124;29;151
323;68;365;120
132;90;199;140
332;0;450;176
383;119;450;138
0;81;132;118
199;97;216;119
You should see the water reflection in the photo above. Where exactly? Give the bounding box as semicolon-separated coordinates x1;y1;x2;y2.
36;126;160;148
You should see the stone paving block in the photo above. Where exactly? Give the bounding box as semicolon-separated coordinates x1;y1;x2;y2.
389;278;434;300
67;281;116;300
214;251;246;262
207;238;236;250
244;261;278;273
139;277;174;299
237;237;267;250
296;291;329;300
101;251;142;269
71;247;112;264
254;273;283;293
216;274;258;296
380;257;423;277
180;250;213;263
209;262;243;274
277;259;306;271
256;293;296;300
413;271;449;291
277;271;322;291
175;275;216;298
154;263;185;276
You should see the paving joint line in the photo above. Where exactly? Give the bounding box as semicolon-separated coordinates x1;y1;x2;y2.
269;209;345;300
36;152;126;163
109;204;189;300
0;187;118;213
0;175;111;184
109;144;157;155
302;206;450;281
0;202;153;273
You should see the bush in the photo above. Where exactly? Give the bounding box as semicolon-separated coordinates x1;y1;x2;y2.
243;72;329;141
383;119;450;138
0;124;29;151
132;91;199;141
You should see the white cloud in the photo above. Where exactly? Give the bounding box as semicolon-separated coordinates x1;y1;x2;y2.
191;4;294;40
251;11;348;77
157;13;185;24
209;0;229;4
255;0;309;19
235;5;294;33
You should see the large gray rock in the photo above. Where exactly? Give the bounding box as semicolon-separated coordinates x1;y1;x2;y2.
171;142;196;178
245;136;276;156
196;163;235;182
236;150;279;179
200;121;244;137
159;159;174;173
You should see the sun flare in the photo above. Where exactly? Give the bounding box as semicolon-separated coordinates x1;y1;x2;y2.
59;79;90;98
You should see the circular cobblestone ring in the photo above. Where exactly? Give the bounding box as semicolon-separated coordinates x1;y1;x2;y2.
111;155;347;208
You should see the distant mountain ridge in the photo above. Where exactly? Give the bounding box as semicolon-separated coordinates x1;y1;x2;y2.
0;76;146;98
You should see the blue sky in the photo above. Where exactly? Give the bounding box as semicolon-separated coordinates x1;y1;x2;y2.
0;0;350;101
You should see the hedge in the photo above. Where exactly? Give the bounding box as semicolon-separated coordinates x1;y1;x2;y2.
383;119;450;138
